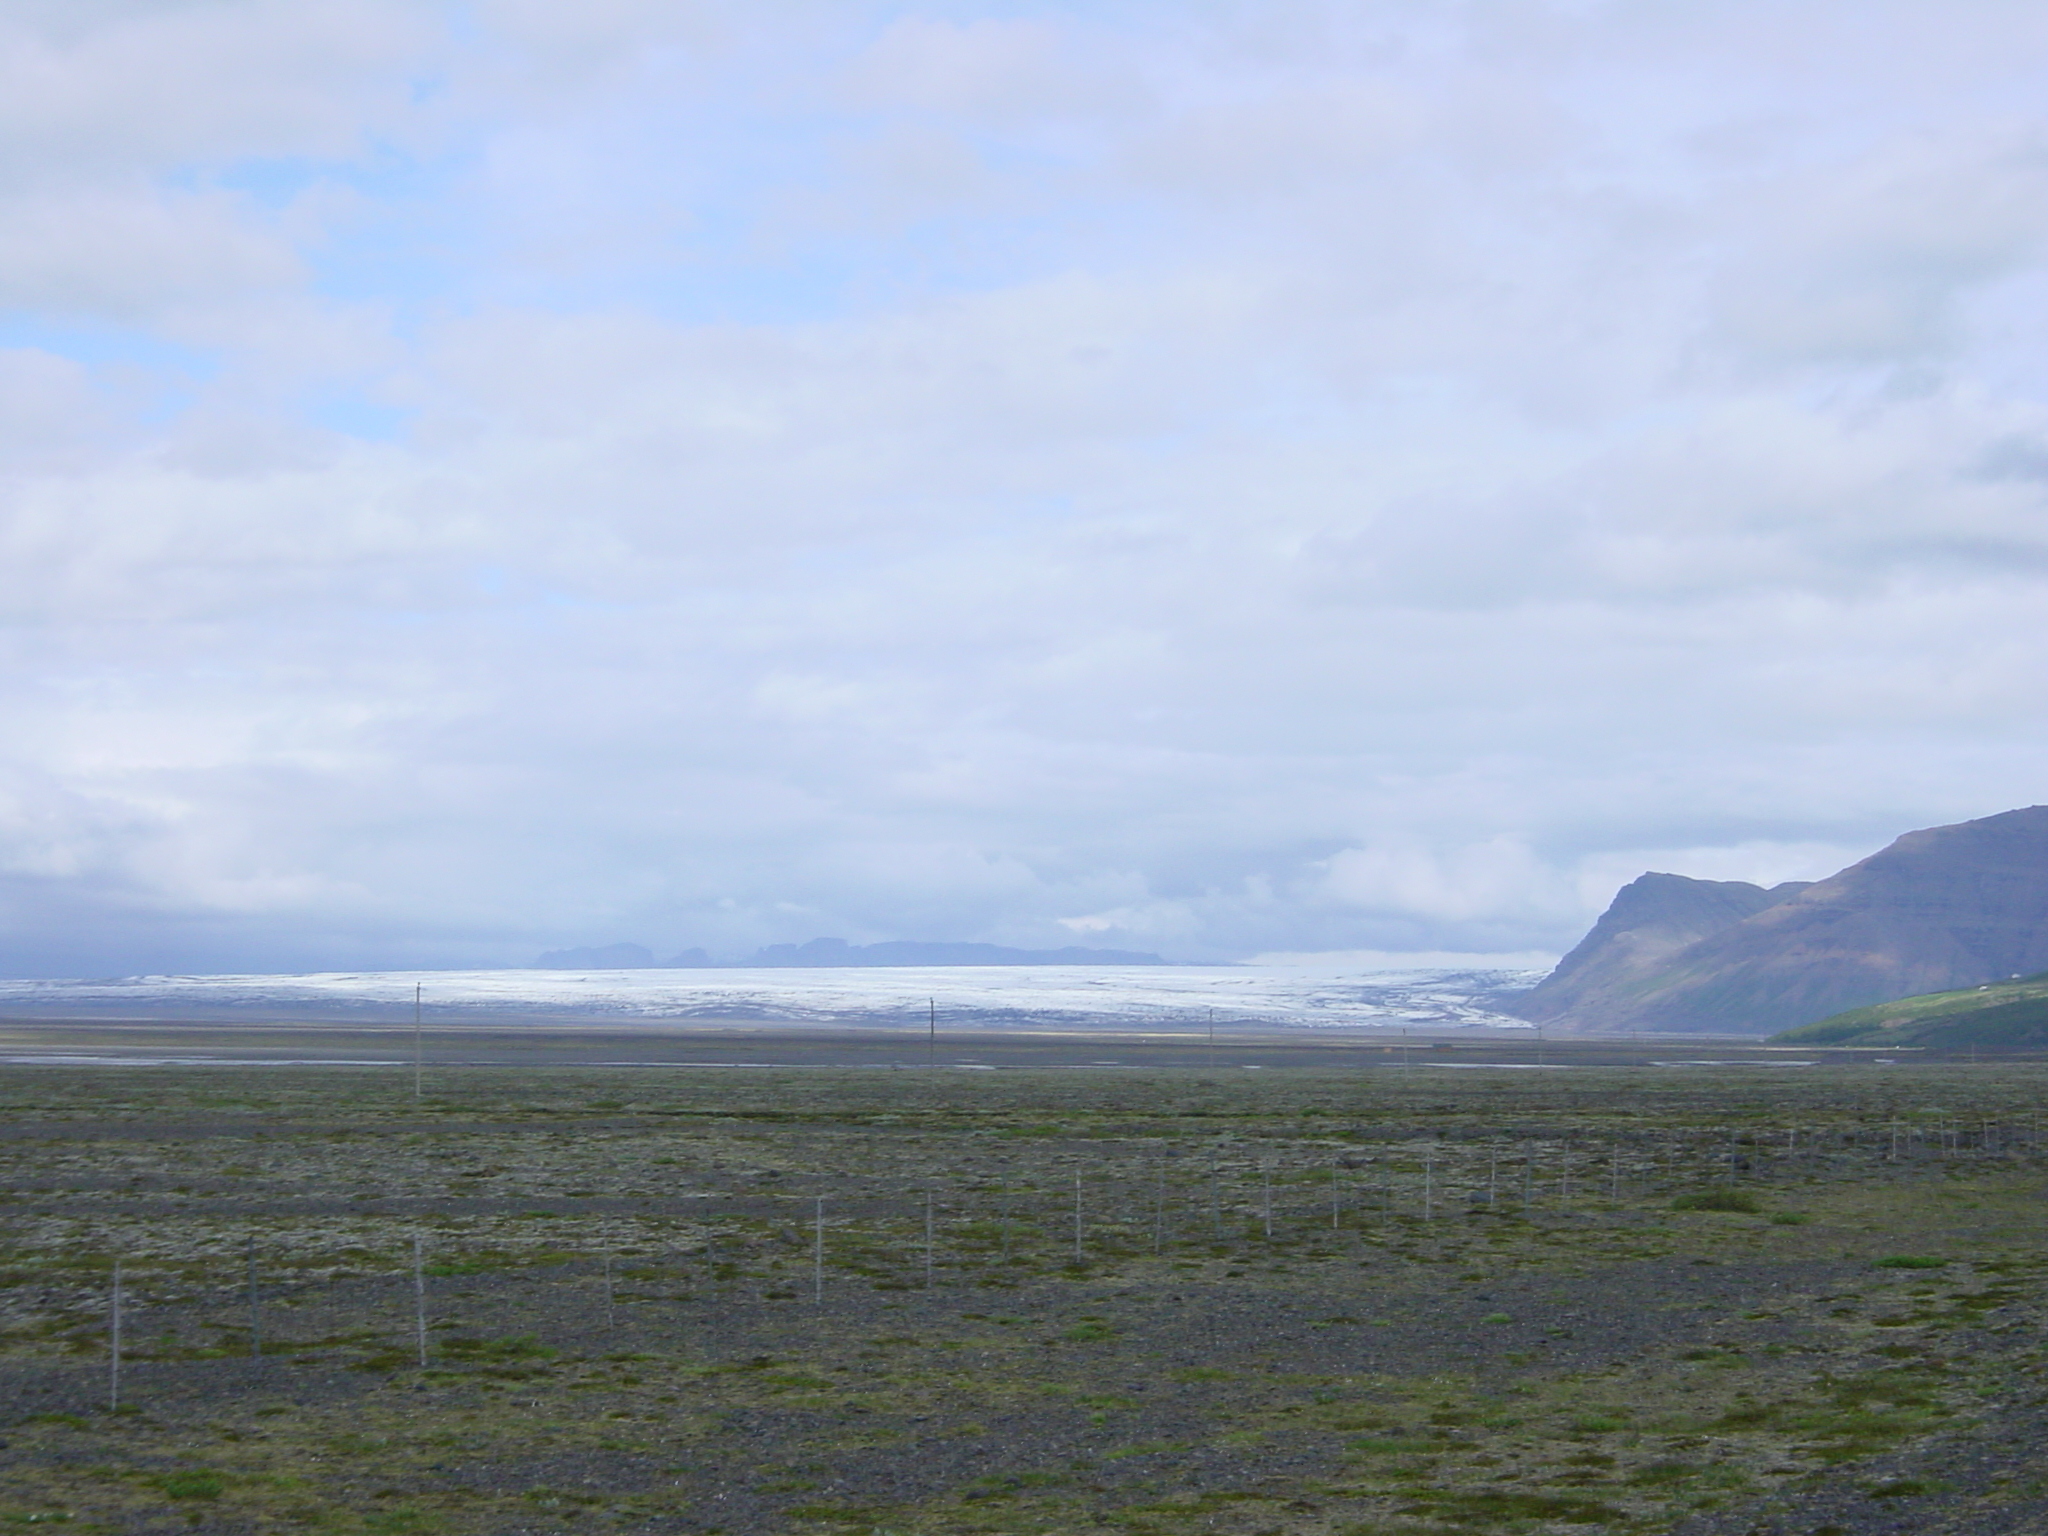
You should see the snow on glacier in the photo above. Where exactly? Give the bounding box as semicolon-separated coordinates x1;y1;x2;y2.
0;963;1541;1031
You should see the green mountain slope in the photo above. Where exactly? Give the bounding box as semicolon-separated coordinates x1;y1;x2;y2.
1773;971;2048;1047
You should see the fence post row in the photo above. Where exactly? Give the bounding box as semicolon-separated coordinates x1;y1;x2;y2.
79;1110;2045;1399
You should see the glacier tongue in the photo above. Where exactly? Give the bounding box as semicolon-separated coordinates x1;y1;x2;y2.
0;964;1541;1031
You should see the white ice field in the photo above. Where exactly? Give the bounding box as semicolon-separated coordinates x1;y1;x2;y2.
0;963;1543;1032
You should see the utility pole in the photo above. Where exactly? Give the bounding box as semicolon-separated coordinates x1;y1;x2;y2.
928;998;936;1069
413;982;423;1100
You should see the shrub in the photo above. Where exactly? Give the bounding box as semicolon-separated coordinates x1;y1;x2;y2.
439;1333;556;1361
1868;1477;1950;1498
1403;1490;1619;1524
157;1471;223;1501
1672;1190;1762;1214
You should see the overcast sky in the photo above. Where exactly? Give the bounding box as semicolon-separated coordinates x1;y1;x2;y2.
4;1;2048;977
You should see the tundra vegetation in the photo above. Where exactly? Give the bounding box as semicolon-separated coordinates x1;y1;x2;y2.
0;1060;2044;1534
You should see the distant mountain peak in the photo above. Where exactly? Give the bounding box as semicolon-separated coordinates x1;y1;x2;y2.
532;937;1171;970
532;943;655;970
741;938;1169;968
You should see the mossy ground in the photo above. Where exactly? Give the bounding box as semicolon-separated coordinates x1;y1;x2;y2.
0;1063;2045;1534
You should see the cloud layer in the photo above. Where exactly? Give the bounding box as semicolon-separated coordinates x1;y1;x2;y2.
3;1;2047;974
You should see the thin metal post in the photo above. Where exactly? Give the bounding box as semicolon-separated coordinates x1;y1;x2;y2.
413;1236;428;1367
109;1259;122;1411
928;998;936;1068
247;1236;261;1361
413;982;423;1100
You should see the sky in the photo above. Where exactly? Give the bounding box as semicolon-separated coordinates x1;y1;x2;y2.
5;0;2048;977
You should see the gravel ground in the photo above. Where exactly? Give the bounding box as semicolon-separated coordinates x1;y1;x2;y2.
0;1059;2042;1534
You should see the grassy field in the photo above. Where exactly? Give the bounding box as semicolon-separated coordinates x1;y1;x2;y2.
0;1055;2045;1535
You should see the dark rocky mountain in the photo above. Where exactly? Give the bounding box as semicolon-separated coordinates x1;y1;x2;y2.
531;942;656;969
1509;805;2048;1034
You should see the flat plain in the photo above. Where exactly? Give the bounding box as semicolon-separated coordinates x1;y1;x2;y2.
0;1025;2044;1536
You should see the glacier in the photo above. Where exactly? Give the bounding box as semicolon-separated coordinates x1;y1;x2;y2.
0;963;1541;1032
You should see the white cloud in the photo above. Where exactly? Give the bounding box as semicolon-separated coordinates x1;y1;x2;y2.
0;185;299;316
0;3;430;172
1323;840;1570;925
1709;130;2048;369
3;2;2048;975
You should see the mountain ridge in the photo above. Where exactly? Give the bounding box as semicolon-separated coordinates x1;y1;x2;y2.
1507;805;2048;1034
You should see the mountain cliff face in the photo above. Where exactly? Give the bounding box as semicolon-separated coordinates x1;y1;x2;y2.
1513;806;2048;1034
1507;873;1809;1026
